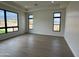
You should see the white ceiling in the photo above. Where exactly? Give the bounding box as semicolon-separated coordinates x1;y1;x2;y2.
14;1;69;12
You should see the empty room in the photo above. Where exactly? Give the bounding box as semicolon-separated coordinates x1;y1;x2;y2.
0;1;79;57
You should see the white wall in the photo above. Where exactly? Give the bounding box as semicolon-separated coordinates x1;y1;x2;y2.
64;2;79;57
29;9;66;37
0;2;28;40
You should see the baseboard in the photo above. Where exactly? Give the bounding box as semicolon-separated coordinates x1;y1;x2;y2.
29;32;64;38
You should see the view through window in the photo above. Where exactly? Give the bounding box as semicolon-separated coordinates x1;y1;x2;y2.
0;9;19;34
53;12;61;32
29;14;33;29
6;11;18;32
0;10;5;34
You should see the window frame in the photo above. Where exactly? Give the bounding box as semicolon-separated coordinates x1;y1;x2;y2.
28;14;33;30
0;8;19;35
53;12;61;32
6;10;19;33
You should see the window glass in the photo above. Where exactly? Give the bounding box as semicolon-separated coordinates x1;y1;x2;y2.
0;29;5;34
53;12;61;32
0;9;19;34
7;28;13;32
6;11;18;27
29;15;33;29
0;10;5;27
0;10;5;34
54;24;60;31
54;18;60;24
29;15;33;19
14;28;18;31
54;13;60;17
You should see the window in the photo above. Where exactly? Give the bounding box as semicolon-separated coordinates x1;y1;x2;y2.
53;12;61;32
28;14;33;29
0;10;5;34
0;9;19;35
6;11;18;32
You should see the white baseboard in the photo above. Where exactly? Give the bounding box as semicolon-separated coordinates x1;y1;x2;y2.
29;32;64;37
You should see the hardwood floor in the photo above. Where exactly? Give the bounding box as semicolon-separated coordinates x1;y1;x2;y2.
0;34;74;57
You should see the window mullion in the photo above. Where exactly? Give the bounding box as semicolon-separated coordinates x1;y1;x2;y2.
4;10;7;33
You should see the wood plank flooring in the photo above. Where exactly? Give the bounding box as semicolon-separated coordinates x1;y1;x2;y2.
0;34;74;57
